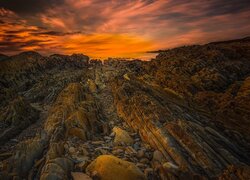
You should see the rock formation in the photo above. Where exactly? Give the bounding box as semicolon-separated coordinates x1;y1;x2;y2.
0;37;250;179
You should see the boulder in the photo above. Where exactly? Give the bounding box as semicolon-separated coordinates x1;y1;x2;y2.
86;155;145;180
112;127;134;145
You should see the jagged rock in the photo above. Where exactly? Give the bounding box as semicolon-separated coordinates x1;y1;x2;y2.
39;82;105;179
44;83;84;135
86;155;146;180
0;131;48;179
0;96;39;145
40;142;74;180
143;39;250;143
65;110;92;141
0;82;98;179
1;37;250;179
112;127;134;145
44;83;102;140
112;76;250;178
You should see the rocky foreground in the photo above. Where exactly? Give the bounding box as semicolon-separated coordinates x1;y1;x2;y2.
0;37;250;179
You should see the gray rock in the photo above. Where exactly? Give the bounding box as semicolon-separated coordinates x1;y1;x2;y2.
133;143;140;150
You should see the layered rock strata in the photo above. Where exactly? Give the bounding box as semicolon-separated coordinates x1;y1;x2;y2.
0;37;250;179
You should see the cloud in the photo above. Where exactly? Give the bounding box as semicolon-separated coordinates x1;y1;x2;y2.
0;0;250;59
60;33;153;58
0;8;153;58
0;0;62;15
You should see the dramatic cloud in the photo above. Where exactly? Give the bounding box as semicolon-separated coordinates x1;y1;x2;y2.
0;0;62;15
0;0;250;59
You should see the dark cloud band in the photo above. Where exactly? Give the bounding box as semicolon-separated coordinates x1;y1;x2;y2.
0;0;63;15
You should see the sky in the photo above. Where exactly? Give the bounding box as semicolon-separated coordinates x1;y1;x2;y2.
0;0;250;59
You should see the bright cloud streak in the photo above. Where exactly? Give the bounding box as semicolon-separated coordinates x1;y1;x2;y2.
0;0;250;59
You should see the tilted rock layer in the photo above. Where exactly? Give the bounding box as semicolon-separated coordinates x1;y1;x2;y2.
0;37;250;179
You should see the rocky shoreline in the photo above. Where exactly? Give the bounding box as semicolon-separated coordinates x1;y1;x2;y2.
0;37;250;179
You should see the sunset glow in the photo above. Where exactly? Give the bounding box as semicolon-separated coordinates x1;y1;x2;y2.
0;0;250;59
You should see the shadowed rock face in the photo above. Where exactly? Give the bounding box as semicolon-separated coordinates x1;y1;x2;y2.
0;38;250;179
0;96;39;145
0;52;89;108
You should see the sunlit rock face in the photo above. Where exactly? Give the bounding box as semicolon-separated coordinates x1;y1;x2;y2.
0;37;250;179
112;76;250;178
86;155;146;180
140;37;250;142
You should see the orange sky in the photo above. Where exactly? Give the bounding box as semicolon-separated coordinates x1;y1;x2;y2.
0;0;250;59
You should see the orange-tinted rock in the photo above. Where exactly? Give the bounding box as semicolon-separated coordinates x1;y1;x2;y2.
112;126;134;145
86;155;145;180
112;77;250;178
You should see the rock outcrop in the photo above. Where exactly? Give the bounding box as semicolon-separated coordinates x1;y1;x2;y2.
112;76;250;178
0;131;48;179
0;37;250;179
0;96;39;145
41;82;104;179
141;38;250;142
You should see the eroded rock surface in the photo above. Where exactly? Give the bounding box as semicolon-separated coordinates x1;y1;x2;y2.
0;37;250;179
0;96;39;145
